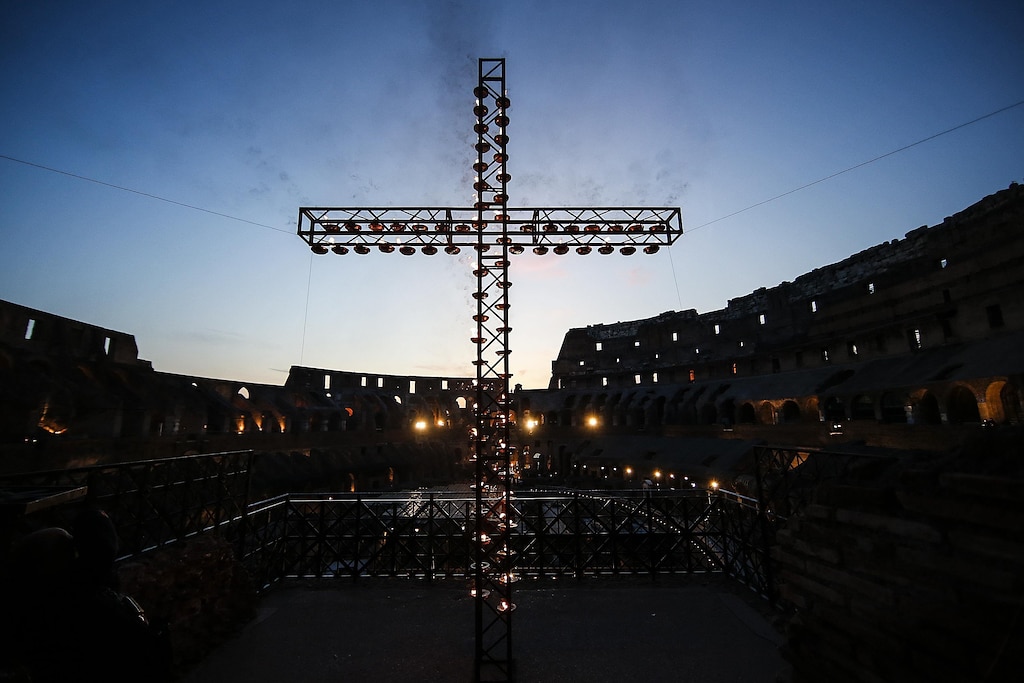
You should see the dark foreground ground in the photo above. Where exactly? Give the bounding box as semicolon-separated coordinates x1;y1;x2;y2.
178;575;786;683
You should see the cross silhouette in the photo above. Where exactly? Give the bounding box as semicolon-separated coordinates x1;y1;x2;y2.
297;58;682;682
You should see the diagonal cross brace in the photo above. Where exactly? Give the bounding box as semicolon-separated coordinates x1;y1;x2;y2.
296;58;682;683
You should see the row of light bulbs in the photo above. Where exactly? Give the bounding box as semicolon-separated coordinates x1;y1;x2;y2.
312;242;659;256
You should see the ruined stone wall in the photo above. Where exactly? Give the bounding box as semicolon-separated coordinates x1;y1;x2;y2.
774;429;1024;683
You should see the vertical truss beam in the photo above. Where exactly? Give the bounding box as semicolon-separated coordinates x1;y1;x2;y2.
473;57;515;683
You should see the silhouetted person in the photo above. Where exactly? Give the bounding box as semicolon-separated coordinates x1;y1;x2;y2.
2;508;171;682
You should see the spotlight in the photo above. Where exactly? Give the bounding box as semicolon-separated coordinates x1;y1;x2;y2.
422;245;438;255
354;245;371;255
584;224;601;232
576;246;592;255
379;244;394;253
345;221;360;232
598;245;614;255
412;224;428;232
369;222;385;231
400;245;415;255
390;222;406;232
445;245;461;255
643;245;660;254
311;244;329;255
474;104;489;117
533;246;549;255
331;245;348;255
323;222;341;233
553;244;569;255
620;246;636;255
510;245;525;254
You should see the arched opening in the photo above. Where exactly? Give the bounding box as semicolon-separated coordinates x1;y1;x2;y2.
851;394;875;420
757;402;775;425
780;400;801;423
738;402;756;424
947;385;980;424
720;399;736;426
822;397;844;421
915;392;941;425
1001;383;1022;424
985;381;1007;423
880;392;906;423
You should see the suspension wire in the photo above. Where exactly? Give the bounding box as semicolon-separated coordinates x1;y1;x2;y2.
0;153;291;234
685;98;1024;233
300;250;314;365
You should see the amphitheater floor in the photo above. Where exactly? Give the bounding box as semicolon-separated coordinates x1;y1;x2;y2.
177;575;786;683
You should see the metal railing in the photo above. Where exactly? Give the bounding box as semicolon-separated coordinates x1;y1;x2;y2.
232;488;776;600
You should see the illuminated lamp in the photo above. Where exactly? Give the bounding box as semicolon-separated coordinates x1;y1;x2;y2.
474;268;489;276
369;222;385;231
390;222;406;231
496;172;511;183
473;314;489;322
521;224;535;232
475;244;491;252
510;245;525;254
532;246;549;255
471;336;485;343
649;223;664;231
608;224;624;232
494;134;509;146
598;245;614;255
474;123;489;134
354;245;371;255
399;245;416;255
473;291;489;300
643;245;660;254
473;161;488;173
379;244;394;253
422;245;438;255
497;236;511;245
455;223;471;232
473;181;491;192
323;222;341;233
311;244;329;255
473;86;489;98
473;220;488;229
475;142;491;153
584;224;601;232
627;224;643;232
494;213;510;221
496;302;509;310
497;326;512;333
473;104;488;117
576;245;592;255
497;280;512;289
496;349;510;356
493;152;508;163
345;221;360;232
565;224;579;233
620;246;636;255
543;223;558;232
331;245;349;255
412;224;428;232
495;259;510;268
492;193;508;204
434;223;448;231
474;202;490;211
553;244;569;255
445;245;461;255
495;115;510;127
496;96;511;108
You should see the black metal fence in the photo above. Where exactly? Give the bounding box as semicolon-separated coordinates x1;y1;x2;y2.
0;451;254;560
4;448;828;601
231;488;777;599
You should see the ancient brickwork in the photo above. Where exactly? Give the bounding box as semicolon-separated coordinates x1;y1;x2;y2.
774;431;1023;682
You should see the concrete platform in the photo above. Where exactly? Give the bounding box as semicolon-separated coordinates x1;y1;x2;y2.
178;576;786;683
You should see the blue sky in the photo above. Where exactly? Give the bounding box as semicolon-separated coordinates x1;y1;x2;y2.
1;0;1022;389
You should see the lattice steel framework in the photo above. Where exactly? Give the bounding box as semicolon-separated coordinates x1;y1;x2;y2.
296;58;682;682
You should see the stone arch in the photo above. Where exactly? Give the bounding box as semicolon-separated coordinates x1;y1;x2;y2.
737;402;756;424
1001;382;1023;424
757;401;775;425
947;385;981;424
851;394;875;420
780;400;801;423
984;380;1008;423
719;398;736;426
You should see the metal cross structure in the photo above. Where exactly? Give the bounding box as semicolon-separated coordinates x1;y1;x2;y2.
297;58;682;683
